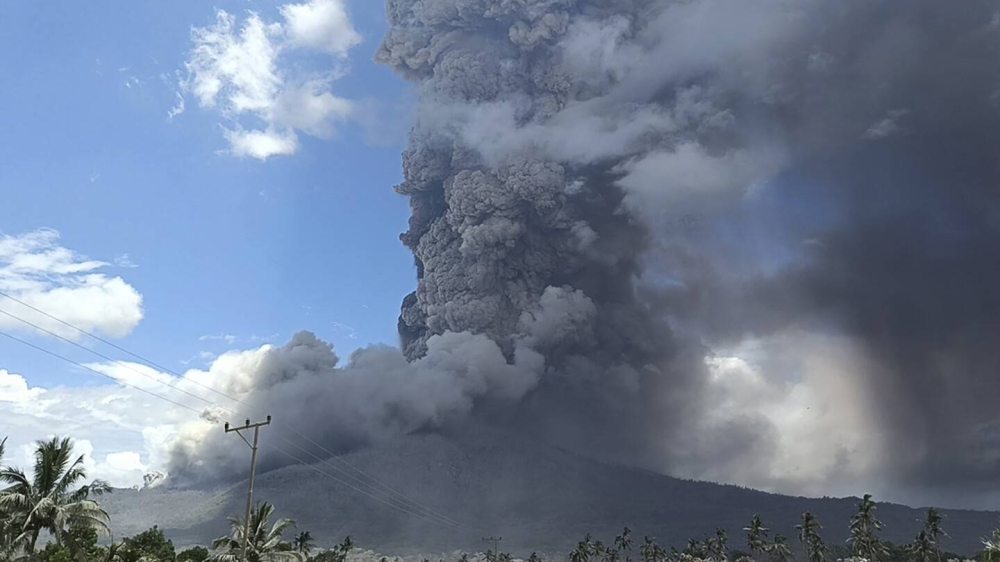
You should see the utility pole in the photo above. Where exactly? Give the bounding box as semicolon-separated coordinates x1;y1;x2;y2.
226;415;271;562
482;537;502;562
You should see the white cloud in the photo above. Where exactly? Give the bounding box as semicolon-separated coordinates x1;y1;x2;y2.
83;361;177;391
167;92;186;120
0;369;46;403
272;79;353;137
114;254;138;268
106;451;147;472
225;127;298;160
331;321;358;340
0;342;279;487
181;351;218;366
0;229;144;340
187;11;282;113
280;0;361;56
182;2;360;160
0;346;271;487
199;333;238;344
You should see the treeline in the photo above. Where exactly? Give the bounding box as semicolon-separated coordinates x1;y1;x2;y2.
3;436;1000;562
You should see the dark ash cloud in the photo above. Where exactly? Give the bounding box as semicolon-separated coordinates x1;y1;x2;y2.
167;0;1000;507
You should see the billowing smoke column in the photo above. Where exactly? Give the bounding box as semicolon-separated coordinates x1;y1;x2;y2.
374;0;1000;503
168;0;1000;506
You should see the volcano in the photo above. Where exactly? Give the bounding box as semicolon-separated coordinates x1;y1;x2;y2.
101;429;998;556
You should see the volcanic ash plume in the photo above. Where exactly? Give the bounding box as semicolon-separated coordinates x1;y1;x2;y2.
167;0;1000;505
375;0;1000;503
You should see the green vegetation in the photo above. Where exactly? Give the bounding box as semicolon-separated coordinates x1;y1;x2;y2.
209;502;303;562
178;546;211;562
0;434;994;562
0;436;111;558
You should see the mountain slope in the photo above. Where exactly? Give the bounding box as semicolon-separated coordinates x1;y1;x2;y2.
100;431;999;555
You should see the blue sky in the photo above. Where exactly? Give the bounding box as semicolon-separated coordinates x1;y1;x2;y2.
0;0;416;390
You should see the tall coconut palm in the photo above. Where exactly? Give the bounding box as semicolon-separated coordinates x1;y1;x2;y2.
796;512;826;562
0;436;111;555
209;502;303;562
709;528;729;562
848;494;888;562
615;527;633;561
640;537;666;562
982;527;1000;562
908;530;936;562
0;437;22;559
293;531;314;556
923;507;946;562
570;535;594;562
769;535;794;562
744;515;770;556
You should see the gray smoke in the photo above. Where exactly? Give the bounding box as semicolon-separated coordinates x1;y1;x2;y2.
376;0;1000;503
167;0;1000;505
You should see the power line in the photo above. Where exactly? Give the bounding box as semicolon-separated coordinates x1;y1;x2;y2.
266;440;467;531
0;329;204;416
0;289;244;406
286;429;470;529
0;326;468;530
0;308;230;413
0;291;466;529
271;432;472;530
0;292;472;530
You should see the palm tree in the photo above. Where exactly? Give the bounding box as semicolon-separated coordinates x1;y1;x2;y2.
923;507;946;562
209;502;304;562
769;535;793;562
0;436;111;555
908;530;936;562
744;514;770;556
796;512;826;562
982;527;1000;562
615;527;633;562
640;537;665;562
0;437;21;560
569;534;590;562
848;494;888;562
293;531;314;556
685;538;704;558
571;535;594;562
710;528;729;562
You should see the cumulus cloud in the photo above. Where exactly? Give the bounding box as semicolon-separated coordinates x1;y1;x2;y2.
0;367;189;488
182;1;360;160
280;0;361;55
0;229;144;340
0;369;46;403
